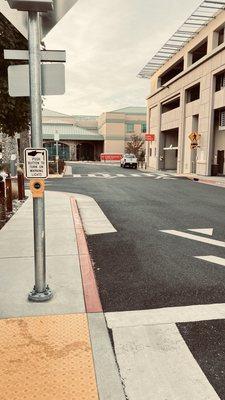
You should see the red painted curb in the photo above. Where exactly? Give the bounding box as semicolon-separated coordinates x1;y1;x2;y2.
70;198;103;313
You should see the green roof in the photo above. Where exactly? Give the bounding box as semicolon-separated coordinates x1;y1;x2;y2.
43;124;104;141
110;107;146;115
42;109;72;118
73;115;99;120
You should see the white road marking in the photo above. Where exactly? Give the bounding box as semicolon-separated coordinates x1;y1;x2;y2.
142;173;155;177
160;229;225;248
111;323;219;400
195;255;225;267
105;303;225;328
188;228;213;236
70;173;177;180
155;174;168;179
131;174;143;177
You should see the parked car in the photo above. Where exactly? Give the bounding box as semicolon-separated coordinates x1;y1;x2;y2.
120;154;138;169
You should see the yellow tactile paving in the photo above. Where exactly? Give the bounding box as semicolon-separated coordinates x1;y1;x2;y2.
0;314;99;400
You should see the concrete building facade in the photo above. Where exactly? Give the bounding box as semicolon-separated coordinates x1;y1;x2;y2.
98;107;146;154
140;3;225;176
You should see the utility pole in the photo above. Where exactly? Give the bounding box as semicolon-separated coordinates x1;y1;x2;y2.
6;1;54;302
5;0;77;300
27;9;52;301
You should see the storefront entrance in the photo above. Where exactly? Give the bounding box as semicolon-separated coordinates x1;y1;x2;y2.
77;143;95;161
44;142;70;161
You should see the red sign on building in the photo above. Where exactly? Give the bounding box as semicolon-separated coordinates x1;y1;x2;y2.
145;134;155;142
100;153;123;161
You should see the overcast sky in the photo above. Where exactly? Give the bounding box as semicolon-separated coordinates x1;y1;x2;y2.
44;0;201;116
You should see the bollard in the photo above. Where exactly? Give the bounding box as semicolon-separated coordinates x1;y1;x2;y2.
21;172;25;200
5;177;13;213
0;179;6;222
17;171;25;201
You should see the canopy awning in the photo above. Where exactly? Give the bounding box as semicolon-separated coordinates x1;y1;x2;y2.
138;0;225;79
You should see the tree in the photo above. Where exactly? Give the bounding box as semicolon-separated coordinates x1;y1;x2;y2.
0;13;30;137
125;134;145;159
0;13;30;167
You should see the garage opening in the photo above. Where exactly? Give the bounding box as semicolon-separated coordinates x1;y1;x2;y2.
161;128;179;170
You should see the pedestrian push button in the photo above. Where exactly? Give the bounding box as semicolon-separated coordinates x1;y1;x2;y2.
30;179;45;198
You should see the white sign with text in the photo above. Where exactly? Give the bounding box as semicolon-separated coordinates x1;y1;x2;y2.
24;148;48;179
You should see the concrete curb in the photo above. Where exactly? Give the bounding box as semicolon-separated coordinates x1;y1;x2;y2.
182;176;225;188
70;197;103;314
48;174;63;179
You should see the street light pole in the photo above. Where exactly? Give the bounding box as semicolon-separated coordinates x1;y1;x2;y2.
28;11;52;302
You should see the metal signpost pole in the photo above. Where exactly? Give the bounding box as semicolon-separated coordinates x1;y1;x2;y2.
28;11;52;302
56;140;59;174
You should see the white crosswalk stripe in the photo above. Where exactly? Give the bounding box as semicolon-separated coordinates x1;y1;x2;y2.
71;172;177;180
142;173;155;177
131;174;143;177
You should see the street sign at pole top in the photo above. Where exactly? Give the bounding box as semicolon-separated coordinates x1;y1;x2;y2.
0;0;79;39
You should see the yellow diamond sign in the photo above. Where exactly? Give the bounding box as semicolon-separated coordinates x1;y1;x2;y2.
189;132;201;142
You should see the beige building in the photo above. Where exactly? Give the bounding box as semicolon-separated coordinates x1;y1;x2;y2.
139;1;225;176
98;107;146;154
42;107;146;161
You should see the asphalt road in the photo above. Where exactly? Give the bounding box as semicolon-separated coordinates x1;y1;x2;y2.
47;162;225;312
46;162;225;398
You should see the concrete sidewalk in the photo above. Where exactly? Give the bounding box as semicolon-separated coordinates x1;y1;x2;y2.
0;191;125;400
176;173;225;187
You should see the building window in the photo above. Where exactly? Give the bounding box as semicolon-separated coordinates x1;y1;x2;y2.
159;58;184;87
215;72;225;92
219;110;225;129
186;83;200;103
218;27;225;46
141;123;147;133
192;115;199;132
162;97;180;114
127;123;134;133
188;39;208;65
214;25;225;48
